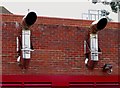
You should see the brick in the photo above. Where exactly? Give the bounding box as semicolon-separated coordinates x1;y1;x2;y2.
1;14;119;76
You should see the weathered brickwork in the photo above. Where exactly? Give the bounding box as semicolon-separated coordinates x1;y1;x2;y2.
1;14;120;75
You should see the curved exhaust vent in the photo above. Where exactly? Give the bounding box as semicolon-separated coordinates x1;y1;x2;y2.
25;12;37;26
91;17;108;33
97;18;108;30
22;12;37;27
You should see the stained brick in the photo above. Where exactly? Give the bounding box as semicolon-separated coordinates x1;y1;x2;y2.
1;14;120;75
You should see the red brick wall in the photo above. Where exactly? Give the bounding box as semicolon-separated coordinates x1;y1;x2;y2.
1;14;120;75
118;23;120;82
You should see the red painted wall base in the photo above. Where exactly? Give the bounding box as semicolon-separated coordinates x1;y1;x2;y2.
1;75;120;87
